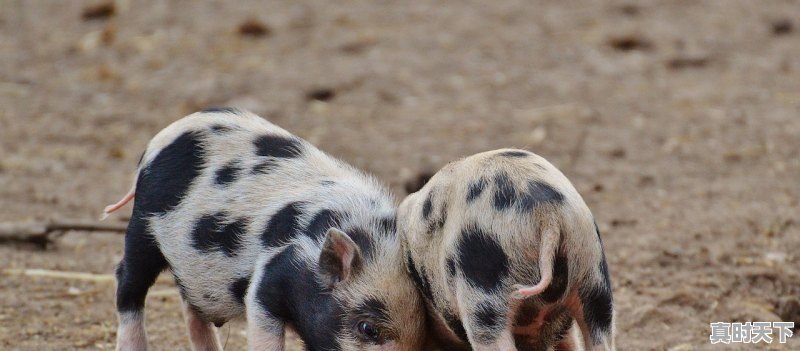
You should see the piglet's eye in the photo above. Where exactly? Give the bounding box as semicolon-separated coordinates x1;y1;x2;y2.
357;321;381;342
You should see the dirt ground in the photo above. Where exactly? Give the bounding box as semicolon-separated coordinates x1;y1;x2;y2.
1;1;799;350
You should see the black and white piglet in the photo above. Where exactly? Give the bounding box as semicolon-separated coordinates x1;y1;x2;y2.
398;149;615;351
104;108;425;351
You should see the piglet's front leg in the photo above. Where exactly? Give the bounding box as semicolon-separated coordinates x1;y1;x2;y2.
246;292;286;351
247;316;285;351
246;258;286;351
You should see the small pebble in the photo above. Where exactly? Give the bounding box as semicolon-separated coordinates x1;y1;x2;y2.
82;2;115;21
238;19;271;38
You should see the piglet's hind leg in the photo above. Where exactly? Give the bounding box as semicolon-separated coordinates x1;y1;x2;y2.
182;301;222;351
565;282;614;351
114;216;168;351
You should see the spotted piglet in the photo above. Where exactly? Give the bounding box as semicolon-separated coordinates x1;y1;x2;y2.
398;149;615;351
104;108;425;351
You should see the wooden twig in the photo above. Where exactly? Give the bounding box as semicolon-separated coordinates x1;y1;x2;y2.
0;219;127;249
2;268;116;282
3;268;179;287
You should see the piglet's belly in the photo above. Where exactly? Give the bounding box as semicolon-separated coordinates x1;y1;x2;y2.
152;214;266;324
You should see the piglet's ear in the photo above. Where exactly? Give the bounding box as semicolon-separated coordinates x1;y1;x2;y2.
319;228;363;287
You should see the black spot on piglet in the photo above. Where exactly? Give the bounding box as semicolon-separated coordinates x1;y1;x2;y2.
472;302;505;343
519;181;564;211
136;131;205;215
305;209;342;240
261;202;304;248
427;201;448;235
492;172;518;210
257;245;346;350
445;256;456;278
456;225;508;291
407;255;434;303
579;279;613;344
498;150;530;158
579;251;613;344
192;213;248;257
210;124;231;133
466;177;487;203
202;107;241;115
422;192;433;220
230;276;250;304
252;159;278;174
254;134;303;158
346;227;375;261
378;216;397;236
214;160;242;186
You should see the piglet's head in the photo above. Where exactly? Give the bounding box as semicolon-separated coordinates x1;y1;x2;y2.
318;228;426;351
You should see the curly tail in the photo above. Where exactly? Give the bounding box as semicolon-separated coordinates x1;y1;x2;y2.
100;150;148;221
100;182;136;220
511;223;560;300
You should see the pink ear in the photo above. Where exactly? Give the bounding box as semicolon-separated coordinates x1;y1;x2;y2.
329;229;357;279
319;228;363;286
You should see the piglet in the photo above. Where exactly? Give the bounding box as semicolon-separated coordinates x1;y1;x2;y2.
398;149;615;351
104;108;425;351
